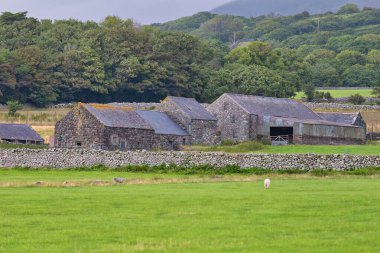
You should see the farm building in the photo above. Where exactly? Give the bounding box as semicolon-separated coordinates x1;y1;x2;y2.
0;123;44;145
55;103;189;151
207;94;366;145
317;112;366;129
159;96;218;145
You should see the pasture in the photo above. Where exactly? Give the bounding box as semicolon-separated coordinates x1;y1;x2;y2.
0;170;379;253
295;88;374;99
185;141;380;155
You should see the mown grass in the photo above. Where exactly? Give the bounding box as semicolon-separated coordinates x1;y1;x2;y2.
0;143;47;149
0;170;379;253
295;89;374;99
185;141;380;155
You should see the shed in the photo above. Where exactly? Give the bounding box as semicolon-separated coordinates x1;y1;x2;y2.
0;123;44;145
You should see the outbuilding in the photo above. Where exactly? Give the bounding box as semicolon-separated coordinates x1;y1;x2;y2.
0;123;44;145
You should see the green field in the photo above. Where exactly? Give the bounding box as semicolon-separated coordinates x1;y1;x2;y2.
0;170;379;253
185;141;380;156
295;89;374;99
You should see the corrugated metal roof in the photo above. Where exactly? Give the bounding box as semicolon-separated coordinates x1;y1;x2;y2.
0;124;44;142
226;94;321;120
269;116;359;128
317;113;357;125
136;110;189;136
167;96;217;121
84;104;152;129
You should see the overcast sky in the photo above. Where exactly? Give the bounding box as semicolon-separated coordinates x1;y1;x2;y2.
0;0;231;24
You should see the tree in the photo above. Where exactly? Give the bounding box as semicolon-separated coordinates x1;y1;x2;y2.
6;100;23;116
303;83;315;101
373;86;380;98
349;94;366;105
337;4;360;15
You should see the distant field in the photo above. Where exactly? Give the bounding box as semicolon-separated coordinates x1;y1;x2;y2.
295;89;374;99
185;141;380;156
0;170;379;253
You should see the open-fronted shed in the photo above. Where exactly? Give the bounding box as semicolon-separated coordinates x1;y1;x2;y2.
0;124;44;145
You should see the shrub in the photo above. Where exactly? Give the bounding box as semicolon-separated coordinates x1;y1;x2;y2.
348;94;366;105
6;100;23;116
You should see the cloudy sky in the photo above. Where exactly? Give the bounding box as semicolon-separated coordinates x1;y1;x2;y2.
0;0;231;24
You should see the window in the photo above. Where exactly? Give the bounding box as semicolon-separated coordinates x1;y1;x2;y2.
182;138;186;145
76;141;82;147
169;141;174;150
111;135;119;145
232;130;237;139
231;115;236;123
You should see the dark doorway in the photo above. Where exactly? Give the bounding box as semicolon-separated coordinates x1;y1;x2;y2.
120;141;126;151
270;127;294;143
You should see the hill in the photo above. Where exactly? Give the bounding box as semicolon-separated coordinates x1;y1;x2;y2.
212;0;380;17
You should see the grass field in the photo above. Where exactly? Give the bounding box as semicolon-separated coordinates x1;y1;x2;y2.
0;170;379;253
185;141;380;155
295;89;374;99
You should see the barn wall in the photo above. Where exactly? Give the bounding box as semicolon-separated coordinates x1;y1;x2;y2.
294;123;366;145
207;94;251;142
55;106;104;149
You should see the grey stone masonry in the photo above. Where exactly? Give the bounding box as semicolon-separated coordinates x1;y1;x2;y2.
0;149;380;170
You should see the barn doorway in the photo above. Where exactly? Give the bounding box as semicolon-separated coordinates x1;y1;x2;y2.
120;141;126;151
270;127;293;145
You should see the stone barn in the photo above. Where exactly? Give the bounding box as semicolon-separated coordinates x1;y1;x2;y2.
159;96;218;145
207;93;366;145
55;103;189;151
0;123;44;145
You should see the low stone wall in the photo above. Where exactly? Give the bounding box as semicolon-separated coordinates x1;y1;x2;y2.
0;149;379;170
304;102;380;111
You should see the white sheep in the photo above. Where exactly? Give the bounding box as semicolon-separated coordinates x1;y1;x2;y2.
264;179;271;189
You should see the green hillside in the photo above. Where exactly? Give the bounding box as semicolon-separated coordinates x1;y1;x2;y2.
212;0;380;17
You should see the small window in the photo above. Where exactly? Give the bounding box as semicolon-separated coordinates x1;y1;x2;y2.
232;130;237;139
76;141;82;147
231;115;236;123
182;138;186;145
111;135;119;145
169;141;174;149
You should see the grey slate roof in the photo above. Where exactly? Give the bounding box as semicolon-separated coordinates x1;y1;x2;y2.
84;104;188;136
0;124;44;142
84;104;152;129
167;96;217;121
317;113;358;125
226;94;321;120
136;110;189;136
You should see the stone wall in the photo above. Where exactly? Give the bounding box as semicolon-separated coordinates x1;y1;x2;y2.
1;149;380;170
304;102;380;111
207;94;253;142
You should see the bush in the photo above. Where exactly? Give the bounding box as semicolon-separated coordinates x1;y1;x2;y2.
348;94;366;105
6;100;23;116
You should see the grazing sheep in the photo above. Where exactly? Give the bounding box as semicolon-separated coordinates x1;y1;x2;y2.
264;179;271;189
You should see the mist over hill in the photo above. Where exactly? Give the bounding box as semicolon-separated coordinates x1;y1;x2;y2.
212;0;380;17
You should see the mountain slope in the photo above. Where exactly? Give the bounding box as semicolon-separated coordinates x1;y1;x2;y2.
212;0;380;17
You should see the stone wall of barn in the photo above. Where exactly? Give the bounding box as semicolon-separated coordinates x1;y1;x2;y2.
102;127;155;151
207;94;253;142
55;106;104;149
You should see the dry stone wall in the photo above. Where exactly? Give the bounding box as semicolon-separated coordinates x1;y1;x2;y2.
0;149;380;170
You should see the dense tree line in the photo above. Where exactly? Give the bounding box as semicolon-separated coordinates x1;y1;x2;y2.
0;12;224;106
0;5;380;107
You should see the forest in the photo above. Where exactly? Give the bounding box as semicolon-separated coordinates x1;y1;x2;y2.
0;4;380;107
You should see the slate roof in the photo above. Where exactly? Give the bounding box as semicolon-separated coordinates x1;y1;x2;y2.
0;124;44;142
226;94;321;120
167;96;217;121
84;104;188;136
317;113;358;125
136;110;189;136
84;104;152;129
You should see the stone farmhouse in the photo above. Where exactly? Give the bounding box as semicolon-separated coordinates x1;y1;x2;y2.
0;123;44;145
207;93;366;145
55;93;367;151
